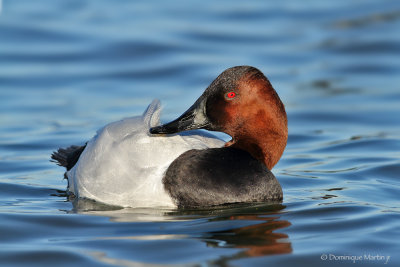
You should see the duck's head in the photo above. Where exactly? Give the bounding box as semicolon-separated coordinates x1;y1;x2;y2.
150;66;288;169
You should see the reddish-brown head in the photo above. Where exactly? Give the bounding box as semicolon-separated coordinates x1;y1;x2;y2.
150;66;288;169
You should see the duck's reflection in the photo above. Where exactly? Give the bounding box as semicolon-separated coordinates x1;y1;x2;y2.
205;214;292;257
189;204;293;260
67;198;292;261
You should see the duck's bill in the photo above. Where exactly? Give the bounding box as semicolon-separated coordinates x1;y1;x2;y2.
150;97;210;134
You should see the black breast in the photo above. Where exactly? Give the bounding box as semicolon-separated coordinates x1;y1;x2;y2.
163;147;282;208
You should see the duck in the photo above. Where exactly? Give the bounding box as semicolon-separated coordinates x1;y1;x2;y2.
52;66;288;208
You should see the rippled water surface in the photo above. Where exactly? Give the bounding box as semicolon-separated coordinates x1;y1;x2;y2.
1;0;400;266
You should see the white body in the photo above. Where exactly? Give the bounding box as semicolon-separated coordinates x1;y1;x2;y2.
67;100;224;208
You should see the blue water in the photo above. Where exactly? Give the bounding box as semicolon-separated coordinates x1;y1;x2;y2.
1;0;400;266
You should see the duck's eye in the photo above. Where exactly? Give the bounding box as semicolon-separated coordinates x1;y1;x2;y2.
225;91;236;100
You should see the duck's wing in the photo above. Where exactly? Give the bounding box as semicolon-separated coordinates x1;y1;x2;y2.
142;99;161;129
50;99;161;173
51;144;86;171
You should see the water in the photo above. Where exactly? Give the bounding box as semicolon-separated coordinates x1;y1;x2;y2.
1;0;399;266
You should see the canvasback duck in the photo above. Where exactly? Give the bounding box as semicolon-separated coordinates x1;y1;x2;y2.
52;66;288;208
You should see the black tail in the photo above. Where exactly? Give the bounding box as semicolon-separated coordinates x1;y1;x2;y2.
51;144;86;171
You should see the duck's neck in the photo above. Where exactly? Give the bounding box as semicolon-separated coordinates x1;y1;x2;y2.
231;134;286;170
228;115;288;170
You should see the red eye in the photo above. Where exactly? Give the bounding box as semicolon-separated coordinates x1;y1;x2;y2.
225;91;236;99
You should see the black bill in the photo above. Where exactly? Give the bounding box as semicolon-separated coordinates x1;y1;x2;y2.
150;96;210;134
